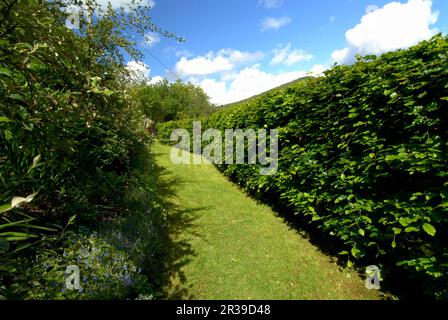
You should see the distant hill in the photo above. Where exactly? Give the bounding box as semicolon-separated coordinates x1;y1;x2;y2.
220;76;310;109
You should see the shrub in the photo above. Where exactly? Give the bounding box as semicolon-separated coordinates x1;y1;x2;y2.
0;0;173;299
157;35;448;299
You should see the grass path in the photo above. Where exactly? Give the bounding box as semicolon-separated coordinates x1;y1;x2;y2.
153;143;382;300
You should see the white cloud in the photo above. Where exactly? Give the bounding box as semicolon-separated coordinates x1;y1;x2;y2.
199;78;229;104
144;32;160;47
331;47;351;63
126;60;166;84
126;60;150;81
332;0;439;65
261;16;292;31
217;49;265;64
271;43;313;66
148;75;164;85
175;49;264;77
258;0;282;9
309;64;326;76
198;64;312;105
173;45;323;105
176;56;233;77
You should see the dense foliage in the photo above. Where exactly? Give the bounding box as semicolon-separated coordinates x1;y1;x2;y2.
0;0;173;299
158;35;448;299
132;79;217;123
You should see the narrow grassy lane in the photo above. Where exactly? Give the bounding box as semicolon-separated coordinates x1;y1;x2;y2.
153;143;382;300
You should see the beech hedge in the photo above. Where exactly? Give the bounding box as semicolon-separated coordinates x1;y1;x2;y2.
157;35;448;299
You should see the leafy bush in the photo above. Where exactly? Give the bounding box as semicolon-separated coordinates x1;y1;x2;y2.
157;35;448;299
1;0;174;299
132;80;217;123
19;233;152;300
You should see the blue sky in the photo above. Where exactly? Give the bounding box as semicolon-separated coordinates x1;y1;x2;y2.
120;0;448;104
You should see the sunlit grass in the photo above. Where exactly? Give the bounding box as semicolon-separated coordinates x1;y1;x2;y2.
153;143;383;300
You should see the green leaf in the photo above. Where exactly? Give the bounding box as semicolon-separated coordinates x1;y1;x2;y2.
422;223;436;236
399;217;410;227
8;93;27;104
0;116;13;123
0;68;12;78
0;238;9;251
404;226;419;233
0;232;37;241
391;239;396;248
0;203;12;214
0;218;34;230
351;246;362;258
67;215;77;226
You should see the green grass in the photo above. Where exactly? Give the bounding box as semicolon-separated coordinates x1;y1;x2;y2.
153;143;384;300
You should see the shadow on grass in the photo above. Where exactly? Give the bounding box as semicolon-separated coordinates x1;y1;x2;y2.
150;152;209;300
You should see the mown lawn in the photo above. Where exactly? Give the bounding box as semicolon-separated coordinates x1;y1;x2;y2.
153;143;384;300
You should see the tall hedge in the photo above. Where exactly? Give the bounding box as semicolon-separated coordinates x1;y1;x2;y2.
0;0;165;299
158;35;448;299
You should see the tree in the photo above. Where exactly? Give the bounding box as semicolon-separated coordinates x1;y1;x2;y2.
133;80;217;123
0;0;181;298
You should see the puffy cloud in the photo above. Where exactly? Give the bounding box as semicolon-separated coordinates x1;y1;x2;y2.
126;60;166;85
175;49;264;77
176;56;233;77
309;64;326;76
271;43;313;66
261;16;292;31
173;45;323;105
331;47;351;64
144;32;160;47
217;49;265;65
126;60;150;80
126;61;151;78
332;0;439;65
197;64;311;105
258;0;282;9
199;78;229;105
148;75;164;85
